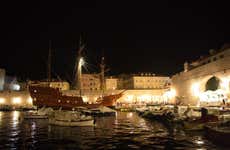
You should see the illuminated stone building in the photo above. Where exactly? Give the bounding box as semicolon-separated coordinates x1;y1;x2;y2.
48;81;70;90
81;74;119;91
112;73;173;105
172;44;230;106
81;74;100;90
121;73;170;89
105;77;118;90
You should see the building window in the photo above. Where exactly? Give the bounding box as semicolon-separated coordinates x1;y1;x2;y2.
213;57;217;61
207;60;211;63
220;55;224;58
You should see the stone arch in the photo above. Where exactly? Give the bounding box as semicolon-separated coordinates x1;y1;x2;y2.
205;76;220;91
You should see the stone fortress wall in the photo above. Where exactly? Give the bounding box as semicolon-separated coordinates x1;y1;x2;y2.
172;48;230;106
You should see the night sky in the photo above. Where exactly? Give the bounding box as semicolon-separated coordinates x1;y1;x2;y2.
1;1;230;81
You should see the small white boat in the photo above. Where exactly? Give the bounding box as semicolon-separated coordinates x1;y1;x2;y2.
23;107;53;119
49;118;94;127
82;106;116;116
48;110;95;127
24;113;48;119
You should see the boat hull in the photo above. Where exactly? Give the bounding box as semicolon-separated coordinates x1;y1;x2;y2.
49;118;94;127
29;85;124;110
23;115;48;119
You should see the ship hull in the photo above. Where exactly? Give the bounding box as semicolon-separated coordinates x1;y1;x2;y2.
29;85;123;110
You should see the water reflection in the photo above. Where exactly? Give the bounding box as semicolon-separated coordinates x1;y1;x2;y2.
0;112;2;124
0;111;218;149
195;136;204;145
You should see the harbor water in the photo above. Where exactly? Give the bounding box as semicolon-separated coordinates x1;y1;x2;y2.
0;111;220;149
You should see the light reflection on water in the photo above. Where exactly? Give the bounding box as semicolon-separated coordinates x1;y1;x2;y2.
0;112;2;124
0;111;218;149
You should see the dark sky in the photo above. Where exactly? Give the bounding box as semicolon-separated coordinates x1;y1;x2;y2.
1;1;230;81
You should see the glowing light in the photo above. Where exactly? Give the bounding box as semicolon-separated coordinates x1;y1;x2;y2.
126;95;134;103
163;88;176;104
195;137;204;145
27;97;33;104
12;111;20;121
138;95;152;103
82;96;89;103
0;112;2;123
170;89;176;98
191;83;200;97
79;57;84;66
0;98;5;104
12;111;20;128
199;89;227;103
9;84;20;91
13;84;20;91
196;140;204;145
220;77;229;91
12;97;21;104
127;112;133;118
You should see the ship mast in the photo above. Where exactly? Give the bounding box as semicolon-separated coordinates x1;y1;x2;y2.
74;37;84;96
47;40;52;83
100;57;105;94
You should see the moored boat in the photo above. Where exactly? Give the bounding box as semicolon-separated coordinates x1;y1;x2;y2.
48;110;95;127
23;107;53;119
183;108;219;131
28;38;125;111
49;118;94;127
82;106;116;116
24;114;48;119
29;85;124;110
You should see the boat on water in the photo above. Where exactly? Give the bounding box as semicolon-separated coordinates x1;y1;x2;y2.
28;39;125;110
23;107;53;119
183;108;219;131
29;85;124;110
48;110;95;127
49;118;94;127
82;106;116;116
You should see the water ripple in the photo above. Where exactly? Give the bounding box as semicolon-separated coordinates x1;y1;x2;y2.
0;111;218;149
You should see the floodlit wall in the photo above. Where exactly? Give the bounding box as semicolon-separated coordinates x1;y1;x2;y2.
63;89;173;104
0;91;33;107
172;48;230;106
81;74;100;90
105;78;118;90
